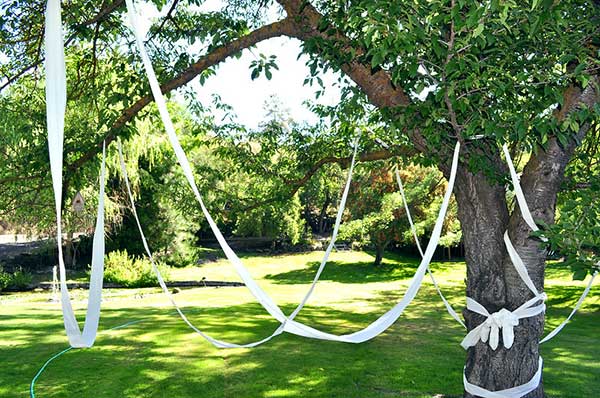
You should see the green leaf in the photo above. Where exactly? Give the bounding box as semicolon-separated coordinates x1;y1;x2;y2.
558;133;568;148
572;268;588;281
473;23;485;38
570;120;580;132
371;51;384;68
578;74;590;88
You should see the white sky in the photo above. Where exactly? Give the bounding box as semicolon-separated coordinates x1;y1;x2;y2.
136;0;343;129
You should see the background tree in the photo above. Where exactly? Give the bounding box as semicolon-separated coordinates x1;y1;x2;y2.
339;162;461;265
300;163;344;236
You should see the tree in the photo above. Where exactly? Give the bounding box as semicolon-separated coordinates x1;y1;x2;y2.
339;163;457;265
300;163;344;235
2;1;599;396
340;191;404;265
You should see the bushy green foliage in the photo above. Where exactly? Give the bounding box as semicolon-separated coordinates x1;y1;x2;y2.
8;268;33;290
235;194;306;245
340;163;462;264
0;266;33;292
339;192;402;247
103;250;169;288
542;184;600;280
0;266;9;292
538;131;600;279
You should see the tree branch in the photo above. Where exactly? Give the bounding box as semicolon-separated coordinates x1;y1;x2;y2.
67;17;296;172
442;0;464;143
148;0;180;42
516;76;600;229
0;0;125;93
77;0;125;28
68;0;421;174
276;0;411;109
241;146;416;213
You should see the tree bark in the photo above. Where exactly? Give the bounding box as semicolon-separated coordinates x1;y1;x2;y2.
374;245;385;266
317;193;331;234
373;239;390;266
452;154;547;397
64;230;75;268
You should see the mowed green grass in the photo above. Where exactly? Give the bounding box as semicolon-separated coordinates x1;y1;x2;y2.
1;251;598;398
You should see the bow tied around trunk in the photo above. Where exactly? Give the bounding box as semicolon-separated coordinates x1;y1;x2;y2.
461;294;547;350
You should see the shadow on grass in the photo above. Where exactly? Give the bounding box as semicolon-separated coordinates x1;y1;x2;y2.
545;284;600;311
2;260;599;398
264;252;461;285
3;302;469;398
265;260;418;284
265;253;464;284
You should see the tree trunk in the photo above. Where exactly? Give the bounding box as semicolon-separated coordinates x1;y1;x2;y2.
303;205;317;232
453;164;546;398
317;193;331;234
374;244;385;266
64;230;74;268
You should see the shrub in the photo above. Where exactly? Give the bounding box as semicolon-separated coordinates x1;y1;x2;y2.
163;231;203;268
103;249;170;288
0;266;33;292
0;266;9;292
7;267;33;290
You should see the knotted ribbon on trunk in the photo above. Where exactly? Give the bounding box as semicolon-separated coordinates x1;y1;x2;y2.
461;293;546;350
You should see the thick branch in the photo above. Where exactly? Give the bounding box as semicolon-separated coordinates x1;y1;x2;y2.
67;18;295;172
68;0;423;174
516;76;600;231
276;0;437;160
67;0;426;176
277;0;410;109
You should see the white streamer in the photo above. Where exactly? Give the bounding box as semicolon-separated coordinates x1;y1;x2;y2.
502;144;547;241
503;231;541;297
461;294;546;350
540;271;597;344
394;168;466;328
45;0;106;348
125;0;462;345
463;357;543;398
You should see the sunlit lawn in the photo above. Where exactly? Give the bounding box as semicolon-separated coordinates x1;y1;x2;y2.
1;251;598;397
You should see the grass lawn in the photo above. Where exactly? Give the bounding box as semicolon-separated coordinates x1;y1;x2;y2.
1;251;598;398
